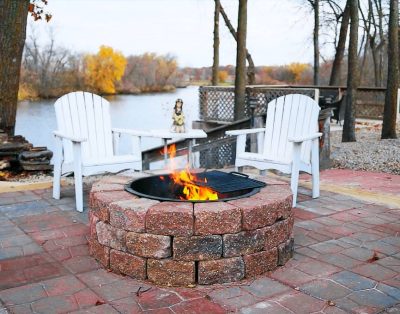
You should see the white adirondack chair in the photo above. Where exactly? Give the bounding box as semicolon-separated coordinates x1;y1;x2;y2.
226;94;322;206
52;91;150;212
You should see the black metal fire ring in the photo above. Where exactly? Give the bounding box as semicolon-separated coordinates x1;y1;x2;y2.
124;171;266;203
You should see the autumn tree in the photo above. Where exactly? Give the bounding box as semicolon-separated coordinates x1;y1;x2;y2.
381;0;398;139
85;46;127;94
121;53;177;93
218;70;229;83
234;0;248;120
342;0;359;142
288;63;310;83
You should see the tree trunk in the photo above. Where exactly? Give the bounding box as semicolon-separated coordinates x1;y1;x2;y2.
212;0;220;86
219;3;255;85
313;0;320;86
381;0;398;139
234;0;248;120
0;0;29;135
342;0;359;142
329;2;350;86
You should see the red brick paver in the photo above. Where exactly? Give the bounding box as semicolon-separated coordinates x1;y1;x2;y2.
0;170;399;313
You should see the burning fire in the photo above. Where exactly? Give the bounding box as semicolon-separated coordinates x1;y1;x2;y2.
162;144;218;201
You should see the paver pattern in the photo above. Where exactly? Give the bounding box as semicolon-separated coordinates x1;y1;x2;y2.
0;169;399;313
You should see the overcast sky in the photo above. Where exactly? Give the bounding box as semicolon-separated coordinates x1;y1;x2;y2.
27;0;328;68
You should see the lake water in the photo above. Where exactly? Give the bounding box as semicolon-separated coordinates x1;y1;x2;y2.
15;86;199;168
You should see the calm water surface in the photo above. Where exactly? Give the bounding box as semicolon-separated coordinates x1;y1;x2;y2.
15;86;199;167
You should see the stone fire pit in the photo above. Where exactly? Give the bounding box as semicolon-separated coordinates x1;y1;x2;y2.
88;172;294;286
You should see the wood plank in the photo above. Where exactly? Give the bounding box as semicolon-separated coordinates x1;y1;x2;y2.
93;94;106;158
278;95;293;160
75;92;90;161
60;95;73;162
101;98;113;157
84;92;99;160
269;96;285;160
263;97;277;157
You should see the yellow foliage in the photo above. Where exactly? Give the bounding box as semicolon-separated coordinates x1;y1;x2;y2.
84;46;127;94
218;70;229;83
18;83;38;101
287;63;309;83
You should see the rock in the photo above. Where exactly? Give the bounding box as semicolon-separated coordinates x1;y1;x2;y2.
223;228;266;257
110;249;146;280
243;248;278;277
126;232;171;259
277;238;294;266
146;202;193;236
96;221;126;251
194;202;241;235
173;235;222;261
0;142;31;152
20;164;53;171
19;150;53;160
109;198;158;233
198;257;245;285
88;238;110;268
0;160;10;170
147;259;195;286
264;219;290;250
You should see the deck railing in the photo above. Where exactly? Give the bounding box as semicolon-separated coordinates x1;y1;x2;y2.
199;85;398;121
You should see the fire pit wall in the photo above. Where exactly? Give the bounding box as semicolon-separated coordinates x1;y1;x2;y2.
88;174;294;286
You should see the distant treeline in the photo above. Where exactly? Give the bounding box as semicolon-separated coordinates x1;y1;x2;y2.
20;29;381;101
19;33;180;100
182;52;382;87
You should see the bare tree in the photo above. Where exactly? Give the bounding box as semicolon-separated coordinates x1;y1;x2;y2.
0;0;30;135
381;0;398;139
212;0;220;86
329;1;350;86
234;0;248;120
359;0;388;86
307;0;320;85
342;0;359;142
219;3;255;85
23;28;71;98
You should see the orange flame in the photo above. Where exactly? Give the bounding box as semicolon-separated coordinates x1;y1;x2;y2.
161;144;218;201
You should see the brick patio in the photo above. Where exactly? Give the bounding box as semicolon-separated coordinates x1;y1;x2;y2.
0;169;399;313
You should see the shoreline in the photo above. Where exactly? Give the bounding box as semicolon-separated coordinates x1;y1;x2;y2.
17;84;195;102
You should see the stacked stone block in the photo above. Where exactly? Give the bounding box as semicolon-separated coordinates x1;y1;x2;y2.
88;175;294;286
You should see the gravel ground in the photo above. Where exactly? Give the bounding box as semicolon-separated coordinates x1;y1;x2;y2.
331;121;400;175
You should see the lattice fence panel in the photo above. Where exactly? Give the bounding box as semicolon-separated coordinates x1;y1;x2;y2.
199;86;317;122
199;140;236;169
199;87;236;122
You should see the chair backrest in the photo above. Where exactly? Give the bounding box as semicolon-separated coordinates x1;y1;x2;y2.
263;94;320;164
54;91;113;163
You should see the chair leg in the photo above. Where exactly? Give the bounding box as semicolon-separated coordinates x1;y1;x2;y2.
52;138;63;200
72;142;83;212
311;139;320;199
291;143;301;207
236;166;244;173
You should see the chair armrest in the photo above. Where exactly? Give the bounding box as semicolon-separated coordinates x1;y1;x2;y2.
53;131;86;143
226;128;265;136
288;133;322;143
111;128;152;137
